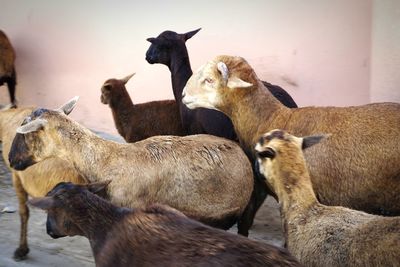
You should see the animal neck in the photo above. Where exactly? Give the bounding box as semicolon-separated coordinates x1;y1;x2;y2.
169;50;192;103
72;193;130;256
275;168;319;237
228;82;289;155
109;91;135;139
55;122;120;182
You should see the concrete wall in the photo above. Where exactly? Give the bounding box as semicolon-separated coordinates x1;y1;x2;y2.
0;0;394;135
370;0;400;102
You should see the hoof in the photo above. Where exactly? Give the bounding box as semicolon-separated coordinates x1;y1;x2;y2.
13;246;29;261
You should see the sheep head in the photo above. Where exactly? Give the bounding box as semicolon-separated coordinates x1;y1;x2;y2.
254;129;326;198
8;96;79;171
182;55;255;114
28;181;110;239
101;73;135;105
145;28;201;65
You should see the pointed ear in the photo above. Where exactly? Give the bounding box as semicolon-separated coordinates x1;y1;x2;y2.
302;134;328;150
227;77;253;89
256;147;276;159
28;197;55;210
182;28;201;41
87;180;111;196
16;119;48;134
146;37;155;43
57;96;79;115
146;37;163;45
121;73;135;85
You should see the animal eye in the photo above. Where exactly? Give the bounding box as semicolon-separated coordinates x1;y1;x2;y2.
205;78;214;84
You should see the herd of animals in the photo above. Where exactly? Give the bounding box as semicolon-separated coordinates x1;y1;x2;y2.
0;27;399;267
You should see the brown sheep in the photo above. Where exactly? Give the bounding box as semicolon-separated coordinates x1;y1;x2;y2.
0;30;17;107
29;181;302;267
255;129;400;267
101;73;186;142
0;107;85;260
8;97;254;233
182;55;400;216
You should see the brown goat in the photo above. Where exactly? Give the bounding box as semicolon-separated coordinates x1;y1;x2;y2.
255;129;400;267
0;107;85;260
101;73;186;142
182;55;400;216
0;30;17;107
8;97;254;234
29;182;302;267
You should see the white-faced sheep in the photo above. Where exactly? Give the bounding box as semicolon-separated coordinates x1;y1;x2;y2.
101;73;186;142
0;30;17;108
8;97;254;234
0;107;85;260
255;129;400;267
182;55;400;217
28;182;302;267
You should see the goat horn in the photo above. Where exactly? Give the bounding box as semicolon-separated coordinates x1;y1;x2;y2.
57;96;79;115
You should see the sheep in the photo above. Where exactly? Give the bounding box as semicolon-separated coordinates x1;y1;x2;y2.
0;30;17;108
8;97;254;234
101;73;186;142
182;55;400;217
28;181;302;267
0;107;85;260
254;129;400;267
146;30;298;234
145;28;297;139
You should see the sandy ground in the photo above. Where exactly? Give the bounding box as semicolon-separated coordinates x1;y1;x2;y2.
0;132;284;267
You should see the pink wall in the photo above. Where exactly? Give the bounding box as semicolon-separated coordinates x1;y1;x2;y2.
1;0;394;136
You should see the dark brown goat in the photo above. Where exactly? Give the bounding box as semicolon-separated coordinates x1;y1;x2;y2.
145;28;297;139
101;73;186;142
29;182;302;267
0;30;17;107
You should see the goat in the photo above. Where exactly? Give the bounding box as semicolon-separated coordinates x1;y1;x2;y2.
0;30;17;108
28;182;302;267
0;107;85;260
146;29;298;235
101;73;186;142
255;129;400;267
8;97;254;234
182;55;400;217
145;28;297;139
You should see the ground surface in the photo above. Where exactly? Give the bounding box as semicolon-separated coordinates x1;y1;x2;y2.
0;132;284;267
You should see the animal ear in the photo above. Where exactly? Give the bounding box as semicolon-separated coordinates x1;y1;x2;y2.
227;77;253;89
57;96;79;115
121;73;135;84
16;119;48;134
28;197;56;210
146;37;163;45
182;28;201;41
87;180;111;196
302;134;328;150
256;147;276;159
217;62;253;89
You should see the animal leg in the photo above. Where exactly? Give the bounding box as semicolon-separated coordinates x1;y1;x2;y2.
12;173;30;260
7;67;17;107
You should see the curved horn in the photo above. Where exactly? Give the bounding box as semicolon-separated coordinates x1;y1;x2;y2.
217;62;229;82
16;119;48;134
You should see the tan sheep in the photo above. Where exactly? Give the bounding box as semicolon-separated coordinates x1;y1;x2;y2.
182;55;400;216
0;107;85;260
254;129;400;267
8;97;254;233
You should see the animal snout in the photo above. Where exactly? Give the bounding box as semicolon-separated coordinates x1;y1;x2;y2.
46;220;65;239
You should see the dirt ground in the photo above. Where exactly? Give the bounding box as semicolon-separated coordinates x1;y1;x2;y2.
0;132;284;267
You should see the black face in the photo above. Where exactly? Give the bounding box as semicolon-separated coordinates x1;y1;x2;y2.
145;39;171;65
8;133;36;170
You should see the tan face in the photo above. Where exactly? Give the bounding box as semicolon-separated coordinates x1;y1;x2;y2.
182;56;253;111
182;61;224;111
